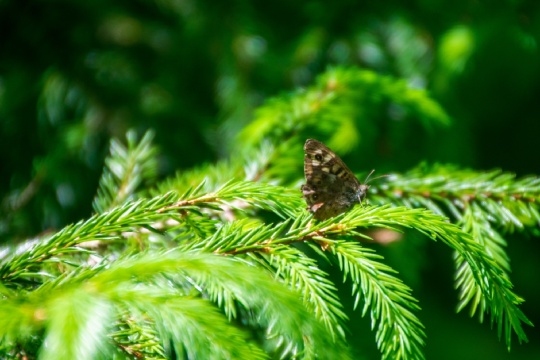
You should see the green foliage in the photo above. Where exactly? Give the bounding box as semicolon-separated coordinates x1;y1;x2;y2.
372;163;539;348
2;0;540;358
1;60;538;360
240;67;450;153
93;130;159;214
1;251;345;359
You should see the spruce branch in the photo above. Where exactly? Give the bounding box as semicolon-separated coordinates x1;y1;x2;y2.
0;180;300;287
93;130;158;214
153;140;296;198
162;179;304;219
40;288;113;360
109;312;166;359
338;205;532;349
452;203;528;348
239;66;449;151
375;164;540;231
374;169;534;259
185;201;532;356
294;211;426;360
0;192;179;286
1;251;348;359
2;167;533;358
153;158;245;197
252;246;348;340
370;164;537;346
164;219;348;337
119;291;268;360
460;203;510;271
171;210;426;360
328;240;425;360
453;250;530;350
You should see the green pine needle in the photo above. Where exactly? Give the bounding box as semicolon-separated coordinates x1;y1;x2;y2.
93;130;158;214
2;90;537;359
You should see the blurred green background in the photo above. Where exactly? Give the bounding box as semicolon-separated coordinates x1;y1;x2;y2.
1;0;539;358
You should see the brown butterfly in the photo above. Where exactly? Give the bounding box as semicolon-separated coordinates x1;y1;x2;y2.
301;139;376;221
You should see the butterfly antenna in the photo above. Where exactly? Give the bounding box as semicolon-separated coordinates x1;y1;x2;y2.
363;170;389;184
363;169;376;184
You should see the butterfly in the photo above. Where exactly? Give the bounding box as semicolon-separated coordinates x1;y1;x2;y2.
301;139;376;221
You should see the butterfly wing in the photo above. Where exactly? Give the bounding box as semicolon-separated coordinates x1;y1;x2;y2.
302;139;362;220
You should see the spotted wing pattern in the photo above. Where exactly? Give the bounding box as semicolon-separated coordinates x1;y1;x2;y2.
301;139;368;220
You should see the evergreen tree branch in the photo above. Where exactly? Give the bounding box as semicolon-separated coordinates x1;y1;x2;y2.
251;246;349;340
375;164;540;231
93;130;158;214
152;140;295;196
162;179;304;219
460;203;510;271
173;211;425;360
0;192;179;286
292;212;426;360
109;311;166;359
0;180;300;287
182;201;531;355
1;251;348;359
1;173;533;358
40;288;113;360
118;291;268;360
328;240;425;360
153;158;245;197
239;66;449;151
453;247;532;349
169;219;350;341
371;163;537;348
337;205;532;348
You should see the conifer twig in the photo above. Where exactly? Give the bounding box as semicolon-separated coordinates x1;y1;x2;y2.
93;130;158;214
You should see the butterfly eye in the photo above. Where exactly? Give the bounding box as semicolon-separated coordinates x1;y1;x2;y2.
312;194;318;200
315;154;323;161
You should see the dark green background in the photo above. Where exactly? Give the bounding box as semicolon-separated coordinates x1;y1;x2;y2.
1;0;539;358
